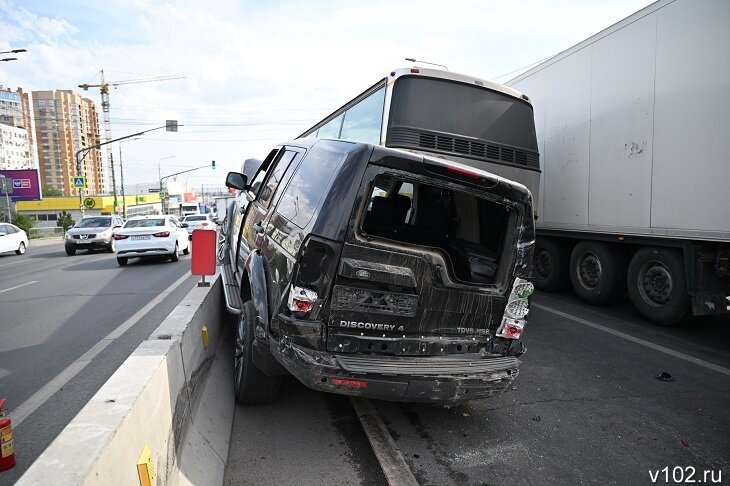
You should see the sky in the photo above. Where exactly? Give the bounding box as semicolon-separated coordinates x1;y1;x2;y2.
0;0;655;192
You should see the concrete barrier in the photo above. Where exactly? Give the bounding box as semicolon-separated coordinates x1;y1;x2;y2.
18;274;235;485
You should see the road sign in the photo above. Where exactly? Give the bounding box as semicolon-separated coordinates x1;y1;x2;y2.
73;176;86;188
83;197;96;208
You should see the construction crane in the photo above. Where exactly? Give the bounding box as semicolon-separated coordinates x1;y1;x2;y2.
78;70;185;212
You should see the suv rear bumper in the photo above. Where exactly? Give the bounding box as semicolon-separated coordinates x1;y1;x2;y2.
272;341;519;404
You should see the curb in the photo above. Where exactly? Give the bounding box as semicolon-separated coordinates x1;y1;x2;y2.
17;274;233;485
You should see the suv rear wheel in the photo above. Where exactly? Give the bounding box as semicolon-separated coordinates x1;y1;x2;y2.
234;300;280;405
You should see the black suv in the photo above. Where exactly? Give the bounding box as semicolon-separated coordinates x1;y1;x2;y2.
220;139;535;405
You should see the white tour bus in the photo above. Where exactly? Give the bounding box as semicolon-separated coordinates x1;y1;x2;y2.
297;66;540;208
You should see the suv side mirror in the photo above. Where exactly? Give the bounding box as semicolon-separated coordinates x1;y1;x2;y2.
225;172;248;191
181;222;189;228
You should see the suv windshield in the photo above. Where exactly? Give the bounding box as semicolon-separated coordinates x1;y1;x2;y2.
75;217;111;228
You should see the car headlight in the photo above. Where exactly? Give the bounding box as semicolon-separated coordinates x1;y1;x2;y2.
65;232;71;240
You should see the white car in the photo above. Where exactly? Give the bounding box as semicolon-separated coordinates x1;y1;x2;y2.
181;214;216;238
114;215;190;266
0;223;28;255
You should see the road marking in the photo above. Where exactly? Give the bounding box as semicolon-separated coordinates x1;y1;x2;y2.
10;271;194;427
0;280;37;294
0;259;28;268
533;302;730;377
351;397;419;486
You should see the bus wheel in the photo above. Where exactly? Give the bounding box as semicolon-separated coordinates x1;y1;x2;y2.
570;242;625;305
627;248;688;326
533;238;569;291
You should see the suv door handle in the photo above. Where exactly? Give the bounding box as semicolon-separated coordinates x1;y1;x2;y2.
253;221;263;233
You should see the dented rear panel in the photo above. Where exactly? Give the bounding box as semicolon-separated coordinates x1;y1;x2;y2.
324;150;533;357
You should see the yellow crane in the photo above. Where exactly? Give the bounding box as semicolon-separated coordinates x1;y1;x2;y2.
78;70;185;211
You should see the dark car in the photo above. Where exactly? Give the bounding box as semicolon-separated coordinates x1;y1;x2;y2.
64;216;125;255
219;139;535;405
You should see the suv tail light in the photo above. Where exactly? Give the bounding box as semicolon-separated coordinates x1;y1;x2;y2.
497;277;534;340
114;234;129;240
290;235;343;320
153;231;170;237
288;285;318;314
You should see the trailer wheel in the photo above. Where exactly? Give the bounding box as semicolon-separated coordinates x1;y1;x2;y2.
234;301;280;405
570;242;626;305
533;238;569;291
627;248;688;326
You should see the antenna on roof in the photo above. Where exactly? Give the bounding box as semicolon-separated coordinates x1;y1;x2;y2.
405;57;448;71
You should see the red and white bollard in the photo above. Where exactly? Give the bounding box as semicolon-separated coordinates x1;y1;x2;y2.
0;399;15;471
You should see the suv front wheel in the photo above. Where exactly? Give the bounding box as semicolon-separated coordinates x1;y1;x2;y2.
234;300;280;405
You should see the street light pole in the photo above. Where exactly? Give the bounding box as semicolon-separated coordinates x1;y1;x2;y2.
0;48;26;63
157;156;175;214
74;121;179;217
118;137;140;220
119;143;126;219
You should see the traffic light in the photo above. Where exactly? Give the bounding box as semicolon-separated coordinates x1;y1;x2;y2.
211;160;216;170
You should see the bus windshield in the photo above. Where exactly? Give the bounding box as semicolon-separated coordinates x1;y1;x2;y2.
387;76;538;152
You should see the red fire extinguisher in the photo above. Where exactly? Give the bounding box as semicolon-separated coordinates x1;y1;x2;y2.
0;399;16;471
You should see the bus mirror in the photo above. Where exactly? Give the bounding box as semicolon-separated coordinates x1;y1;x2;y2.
225;171;248;190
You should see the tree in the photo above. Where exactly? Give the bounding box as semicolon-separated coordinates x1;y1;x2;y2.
58;210;75;232
0;212;34;235
42;187;64;197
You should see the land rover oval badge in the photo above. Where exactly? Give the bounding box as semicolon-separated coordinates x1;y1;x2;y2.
355;270;371;280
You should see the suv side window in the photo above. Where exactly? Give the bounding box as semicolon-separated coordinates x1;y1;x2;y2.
249;148;280;197
275;147;341;229
258;150;296;207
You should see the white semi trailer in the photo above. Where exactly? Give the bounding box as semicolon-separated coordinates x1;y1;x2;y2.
508;0;729;325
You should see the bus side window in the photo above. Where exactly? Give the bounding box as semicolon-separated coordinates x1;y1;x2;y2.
340;86;386;144
317;114;344;139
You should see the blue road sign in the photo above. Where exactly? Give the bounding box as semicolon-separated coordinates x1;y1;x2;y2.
73;176;86;188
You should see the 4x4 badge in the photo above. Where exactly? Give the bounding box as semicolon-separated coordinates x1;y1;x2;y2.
355;270;370;280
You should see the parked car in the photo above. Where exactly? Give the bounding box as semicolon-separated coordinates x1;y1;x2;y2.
114;215;190;266
0;223;29;255
219;139;535;406
64;216;124;255
181;214;216;239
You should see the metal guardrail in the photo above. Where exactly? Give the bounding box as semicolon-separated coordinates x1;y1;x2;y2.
28;226;64;239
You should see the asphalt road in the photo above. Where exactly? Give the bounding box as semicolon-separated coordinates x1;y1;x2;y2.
0;240;198;484
225;291;729;485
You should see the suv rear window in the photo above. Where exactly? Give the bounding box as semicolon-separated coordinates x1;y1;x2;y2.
361;174;511;284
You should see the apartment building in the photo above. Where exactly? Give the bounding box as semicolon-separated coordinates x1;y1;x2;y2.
0;87;33;170
32;90;104;196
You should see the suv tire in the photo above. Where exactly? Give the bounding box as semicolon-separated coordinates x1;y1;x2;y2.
16;242;26;255
234;300;280;405
107;240;116;253
117;256;128;266
65;246;76;256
